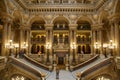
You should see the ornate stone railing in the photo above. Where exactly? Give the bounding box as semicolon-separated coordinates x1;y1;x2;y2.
116;57;120;69
9;57;43;79
0;56;6;70
23;54;52;71
80;58;112;78
70;54;99;71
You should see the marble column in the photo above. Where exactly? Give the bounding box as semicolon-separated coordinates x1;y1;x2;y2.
91;29;96;55
19;27;24;51
26;28;31;54
8;22;12;41
69;24;77;64
91;24;97;55
114;21;119;56
28;29;31;54
110;23;115;41
98;24;103;55
45;24;53;64
1;18;9;56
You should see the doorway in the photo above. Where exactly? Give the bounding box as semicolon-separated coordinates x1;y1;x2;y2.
58;57;64;64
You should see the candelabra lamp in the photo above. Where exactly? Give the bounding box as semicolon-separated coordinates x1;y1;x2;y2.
46;42;51;64
109;40;115;56
6;40;14;56
71;42;76;64
94;42;100;54
103;43;108;58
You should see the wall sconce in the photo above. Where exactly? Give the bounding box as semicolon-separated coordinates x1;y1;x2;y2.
46;42;51;49
71;42;76;64
14;44;19;58
46;42;51;63
94;42;100;54
22;42;28;53
103;43;108;58
6;40;14;56
108;40;116;56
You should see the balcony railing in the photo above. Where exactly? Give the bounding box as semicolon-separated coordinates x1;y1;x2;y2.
13;0;110;14
31;38;46;44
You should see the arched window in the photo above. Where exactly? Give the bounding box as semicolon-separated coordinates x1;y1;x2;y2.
82;45;85;54
77;46;81;53
37;45;40;53
31;44;36;54
86;44;91;54
41;45;45;53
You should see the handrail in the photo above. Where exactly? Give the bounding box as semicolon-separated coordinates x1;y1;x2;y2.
9;57;42;79
23;54;51;71
81;58;112;77
0;57;6;65
71;54;99;71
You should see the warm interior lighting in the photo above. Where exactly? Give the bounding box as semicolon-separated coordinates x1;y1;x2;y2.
46;42;51;49
12;76;25;80
94;42;100;49
22;42;28;48
9;40;13;42
103;43;108;48
14;44;19;48
96;76;110;80
6;40;14;49
109;40;116;49
71;42;76;49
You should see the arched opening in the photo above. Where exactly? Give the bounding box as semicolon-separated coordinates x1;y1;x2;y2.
31;44;36;53
53;16;69;46
76;20;91;54
31;18;46;54
82;45;85;54
77;45;81;53
41;45;45;53
52;16;69;66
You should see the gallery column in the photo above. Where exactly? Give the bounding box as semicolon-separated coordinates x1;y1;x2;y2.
27;28;31;54
91;25;98;55
19;26;24;51
98;24;103;55
69;24;77;64
1;17;9;56
45;24;53;64
114;21;119;56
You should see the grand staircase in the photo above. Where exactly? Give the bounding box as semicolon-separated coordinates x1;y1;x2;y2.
9;54;113;80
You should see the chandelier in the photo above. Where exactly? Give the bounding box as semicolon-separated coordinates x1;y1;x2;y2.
96;76;110;80
11;76;25;80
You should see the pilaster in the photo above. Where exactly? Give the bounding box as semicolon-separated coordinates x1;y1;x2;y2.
45;24;53;64
1;17;11;56
69;24;77;64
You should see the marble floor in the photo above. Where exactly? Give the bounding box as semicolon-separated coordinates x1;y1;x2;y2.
46;70;76;80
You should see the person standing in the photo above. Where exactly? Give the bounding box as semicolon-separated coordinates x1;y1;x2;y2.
38;50;41;57
19;50;24;58
56;67;60;79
